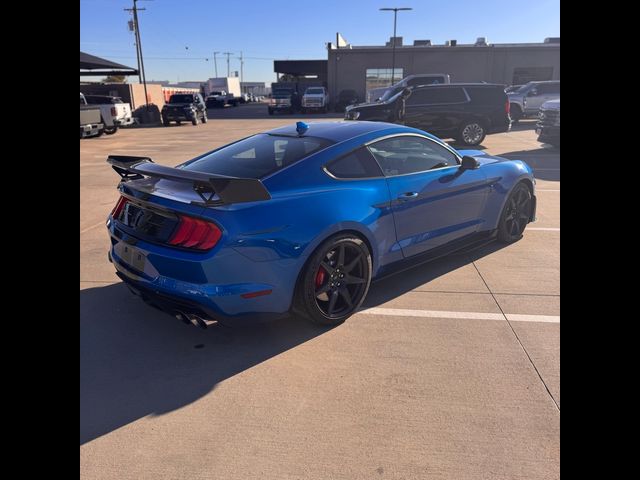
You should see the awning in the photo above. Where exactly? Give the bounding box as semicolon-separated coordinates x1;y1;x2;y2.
80;51;139;77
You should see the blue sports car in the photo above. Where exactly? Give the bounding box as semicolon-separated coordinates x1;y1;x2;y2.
106;121;536;328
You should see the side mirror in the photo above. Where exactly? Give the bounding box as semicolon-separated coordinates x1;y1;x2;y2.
460;155;480;170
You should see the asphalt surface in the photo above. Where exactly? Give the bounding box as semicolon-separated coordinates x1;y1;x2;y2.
80;104;559;479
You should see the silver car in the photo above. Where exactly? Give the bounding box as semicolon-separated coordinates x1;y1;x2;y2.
508;81;560;122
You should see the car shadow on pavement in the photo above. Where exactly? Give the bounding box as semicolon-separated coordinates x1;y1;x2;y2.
362;241;506;308
80;284;329;445
80;239;507;446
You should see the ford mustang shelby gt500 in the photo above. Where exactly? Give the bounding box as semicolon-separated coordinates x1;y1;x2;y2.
107;121;536;327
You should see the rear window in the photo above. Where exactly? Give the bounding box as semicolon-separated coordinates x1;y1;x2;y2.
305;88;324;95
180;134;334;179
465;87;507;105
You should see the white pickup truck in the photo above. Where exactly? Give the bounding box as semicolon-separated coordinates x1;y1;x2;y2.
301;86;330;113
82;94;134;134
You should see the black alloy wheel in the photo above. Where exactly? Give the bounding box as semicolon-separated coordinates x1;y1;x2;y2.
498;183;532;243
296;235;372;326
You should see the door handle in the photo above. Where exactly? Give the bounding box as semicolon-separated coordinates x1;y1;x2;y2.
397;192;419;201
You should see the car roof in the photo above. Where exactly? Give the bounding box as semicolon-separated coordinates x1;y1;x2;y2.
414;83;505;88
265;121;413;143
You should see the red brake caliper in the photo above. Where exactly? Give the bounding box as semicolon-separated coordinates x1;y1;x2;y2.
315;266;326;289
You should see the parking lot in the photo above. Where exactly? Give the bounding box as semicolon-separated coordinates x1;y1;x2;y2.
80;107;559;479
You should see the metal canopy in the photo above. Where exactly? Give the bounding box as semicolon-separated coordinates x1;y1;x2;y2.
80;51;139;76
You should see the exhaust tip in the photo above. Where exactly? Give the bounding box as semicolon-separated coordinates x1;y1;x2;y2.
174;311;192;325
186;314;218;329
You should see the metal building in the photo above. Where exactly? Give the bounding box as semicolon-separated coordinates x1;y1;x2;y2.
274;37;559;106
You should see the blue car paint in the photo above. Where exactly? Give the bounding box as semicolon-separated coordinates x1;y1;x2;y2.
107;121;535;319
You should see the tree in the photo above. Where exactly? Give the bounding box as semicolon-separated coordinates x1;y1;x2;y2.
102;75;127;84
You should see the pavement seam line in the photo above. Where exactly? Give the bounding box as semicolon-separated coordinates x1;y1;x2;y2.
471;260;560;412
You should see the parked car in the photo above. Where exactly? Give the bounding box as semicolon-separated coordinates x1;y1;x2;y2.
507;81;559;122
268;87;295;115
161;93;207;126
83;94;134;134
206;90;240;108
505;85;523;94
536;99;560;147
106;121;536;328
367;73;451;103
334;89;359;112
302;86;330;113
80;93;104;138
346;83;511;146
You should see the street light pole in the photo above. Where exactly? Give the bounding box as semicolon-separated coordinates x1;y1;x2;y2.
213;51;219;77
380;7;412;85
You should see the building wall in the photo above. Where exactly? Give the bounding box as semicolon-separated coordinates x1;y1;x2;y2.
80;83;166;110
327;44;560;102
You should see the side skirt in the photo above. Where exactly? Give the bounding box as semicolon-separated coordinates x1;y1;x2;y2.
373;229;497;281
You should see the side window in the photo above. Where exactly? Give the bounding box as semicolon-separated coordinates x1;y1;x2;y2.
367;136;459;176
326;148;383;179
406;87;466;106
538;83;559;94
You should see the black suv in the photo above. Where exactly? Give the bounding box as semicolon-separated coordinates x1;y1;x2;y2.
345;83;510;146
161;93;207;126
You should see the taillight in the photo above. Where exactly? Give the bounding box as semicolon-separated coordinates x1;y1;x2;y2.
168;215;222;251
111;106;117;116
505;100;510;114
110;196;128;220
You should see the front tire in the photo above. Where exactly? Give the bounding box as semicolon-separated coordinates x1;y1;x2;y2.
497;183;532;243
201;111;208;123
510;104;522;124
295;234;372;326
457;121;487;146
104;125;118;135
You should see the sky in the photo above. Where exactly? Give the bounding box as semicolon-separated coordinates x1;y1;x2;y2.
80;0;560;84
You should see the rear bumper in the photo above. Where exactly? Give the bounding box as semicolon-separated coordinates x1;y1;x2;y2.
80;123;103;137
107;222;303;321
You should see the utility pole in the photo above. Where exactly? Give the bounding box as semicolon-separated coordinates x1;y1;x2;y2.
213;51;219;77
125;0;149;108
239;51;244;86
223;52;233;77
380;7;412;85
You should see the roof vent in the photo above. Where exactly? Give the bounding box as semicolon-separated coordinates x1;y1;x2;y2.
385;36;403;47
475;37;488;46
445;40;457;46
544;37;560;44
413;39;432;46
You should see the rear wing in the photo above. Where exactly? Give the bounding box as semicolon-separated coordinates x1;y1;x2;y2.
107;155;271;206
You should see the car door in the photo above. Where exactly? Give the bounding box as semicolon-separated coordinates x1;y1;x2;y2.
525;83;556;113
403;86;468;136
368;135;490;258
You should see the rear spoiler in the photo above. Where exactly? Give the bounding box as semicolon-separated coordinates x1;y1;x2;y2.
107;155;271;206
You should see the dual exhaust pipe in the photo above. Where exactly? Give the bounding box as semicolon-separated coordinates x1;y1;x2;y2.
175;311;218;329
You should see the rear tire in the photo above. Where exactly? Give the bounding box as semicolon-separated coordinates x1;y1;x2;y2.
497;183;532;243
457;121;487;146
104;125;118;135
201;111;208;123
294;234;372;326
162;118;170;126
192;114;199;126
